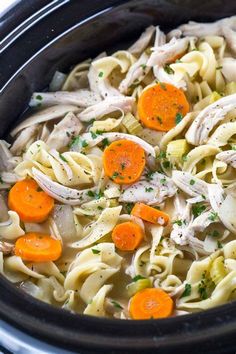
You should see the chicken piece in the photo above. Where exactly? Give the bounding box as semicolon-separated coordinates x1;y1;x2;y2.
10;125;39;156
11;105;79;137
46;112;83;151
0;241;14;255
77;97;134;122
32;168;97;205
119;172;177;205
216;150;236;169
186;94;236;146
0;140;13;171
147;37;189;67
172;170;209;201
221;58;236;82
128;26;157;55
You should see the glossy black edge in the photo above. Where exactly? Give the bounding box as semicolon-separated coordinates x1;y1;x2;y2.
1;0;236;353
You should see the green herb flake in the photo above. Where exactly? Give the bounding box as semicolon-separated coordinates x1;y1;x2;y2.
182;154;188;162
111;300;123;310
160;178;166;185
190;179;195;185
159;151;166;159
211;230;220;238
92;249;101;254
59;153;68;162
124;202;134;214
192;203;206;218
101;138;109;148
90;131;97;139
181;283;191;298
98;71;104;78
173;219;183;226
159;82;167;90
132;275;146;282
87;191;95;197
208;212;218;222
217;240;223;249
36;94;43;101
121;163;126;170
164;64;174;75
216;66;223;70
175;112;183;125
141;64;147;70
68;135;80;149
0;176;3;184
163;161;171;169
82;140;88;148
145;187;154;192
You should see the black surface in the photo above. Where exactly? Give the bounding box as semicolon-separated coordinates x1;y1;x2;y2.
1;1;236;353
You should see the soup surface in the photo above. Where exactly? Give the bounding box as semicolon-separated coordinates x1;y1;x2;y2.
1;16;236;319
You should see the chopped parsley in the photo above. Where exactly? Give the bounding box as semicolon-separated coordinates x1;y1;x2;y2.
216;66;223;70
91;249;101;254
210;230;220;238
190;179;195;185
192;203;206;218
59;153;68;162
181;283;191;298
132;275;146;282
173;219;183;226
98;71;104;78
90;131;97;139
120;162;126;170
217;240;223;249
101;138;109;148
123;202;134;214
87;189;104;199
175;112;183;125
145;171;154;181
182;154;188;162
141;64;147;70
35;94;43;100
163;160;171;169
145;187;154;192
160;178;166;185
164;64;174;75
0;176;3;184
111;171;124;180
82;140;88;148
68;135;80;149
159;82;167;90
159;151;166;159
111;300;123;310
208;212;218;222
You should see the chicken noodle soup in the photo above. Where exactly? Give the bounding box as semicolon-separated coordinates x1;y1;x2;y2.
1;16;236;319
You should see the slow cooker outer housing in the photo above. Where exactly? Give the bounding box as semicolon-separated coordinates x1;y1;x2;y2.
1;1;236;353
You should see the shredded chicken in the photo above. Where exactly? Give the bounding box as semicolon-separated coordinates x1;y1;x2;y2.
128;26;156;55
186;94;236;146
172;170;209;202
119;172;177;205
32;168;97;205
77;97;134;122
46;112;83;151
221;58;236;82
30;90;101;108
147;37;189;67
10;126;39;156
0;241;14;255
216;150;236;169
0;140;13;171
11;105;79;137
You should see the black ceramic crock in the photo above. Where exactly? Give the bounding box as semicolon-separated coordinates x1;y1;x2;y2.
1;1;236;353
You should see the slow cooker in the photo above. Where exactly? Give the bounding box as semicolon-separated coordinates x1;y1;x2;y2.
1;1;236;353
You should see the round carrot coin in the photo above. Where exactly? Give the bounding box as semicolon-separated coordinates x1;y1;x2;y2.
138;82;189;132
8;179;54;223
129;288;174;319
15;232;62;262
103;140;145;184
112;221;144;251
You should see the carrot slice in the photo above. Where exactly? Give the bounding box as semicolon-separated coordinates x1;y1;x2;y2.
131;203;169;226
112;221;144;251
103;140;145;184
8;179;54;223
129;288;174;319
15;232;62;262
137;82;189;132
